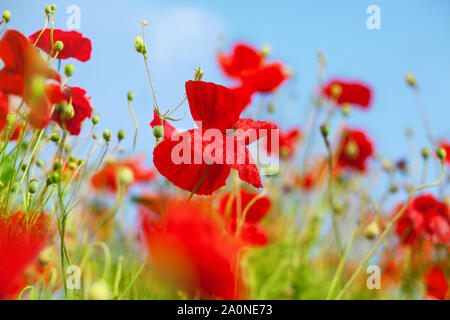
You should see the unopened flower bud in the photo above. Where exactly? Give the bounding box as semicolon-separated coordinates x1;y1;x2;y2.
64;103;75;120
55;40;64;52
389;184;399;193
421;147;430;159
102;129;112;142
50;133;60;143
68;161;77;170
28;180;39;194
134;35;145;53
36;160;44;168
38;246;54;265
45;5;52;14
127;91;135;101
88;279;112;300
268;103;275;113
261;44;272;57
2;10;11;23
153;125;164;139
320;124;329;137
117;130;126;141
6;113;16;126
51;172;60;184
92;115;100;125
50;4;56;12
92;133;98;139
64;63;75;77
437;148;447;161
53;160;62;170
364;221;380;240
118;167;134;186
405;72;416;88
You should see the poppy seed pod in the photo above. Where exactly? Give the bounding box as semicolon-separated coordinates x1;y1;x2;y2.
92;115;100;125
45;5;51;14
127;91;135;101
102;129;112;142
153;125;164;139
437;148;446;161
64;63;75;77
28;180;39;194
54;40;64;52
134;35;145;53
364;221;380;240
421;147;430;159
50;4;56;12
117;130;126;141
51;172;60;184
320;124;329;138
2;10;11;23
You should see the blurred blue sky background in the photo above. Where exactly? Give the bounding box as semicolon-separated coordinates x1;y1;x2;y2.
3;0;450;176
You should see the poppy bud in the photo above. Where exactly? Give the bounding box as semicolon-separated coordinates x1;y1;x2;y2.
21;164;27;171
6;113;16;126
64;104;75;120
51;172;60;184
50;133;60;143
2;10;11;23
332;202;345;215
117;130;126;141
421;147;430;159
92;115;100;125
135;35;145;53
55;40;64;52
38;246;54;265
64;63;75;77
364;221;380;240
405;72;416;88
437;148;447;161
88;279;112;300
382;159;395;173
45;5;51;14
153;125;164;139
320;124;329;138
268;103;275;113
37;160;44;168
194;67;204;81
29;180;39;194
261;44;272;57
68;161;77;171
50;4;56;12
127;91;135;101
341;103;351;117
92;133;98;139
118;167;134;186
330;84;342;100
102;129;112;142
389;184;398;193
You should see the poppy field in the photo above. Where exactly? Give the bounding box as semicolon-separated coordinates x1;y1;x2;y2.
0;4;449;301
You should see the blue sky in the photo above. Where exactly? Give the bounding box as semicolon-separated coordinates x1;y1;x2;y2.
3;0;450;173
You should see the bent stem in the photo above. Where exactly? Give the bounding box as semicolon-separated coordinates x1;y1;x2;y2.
334;161;446;300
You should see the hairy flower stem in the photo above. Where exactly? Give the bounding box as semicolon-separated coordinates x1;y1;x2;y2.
334;161;446;300
33;14;49;47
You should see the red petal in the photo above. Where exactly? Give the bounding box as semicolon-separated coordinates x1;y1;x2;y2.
149;110;177;140
241;62;288;93
218;42;263;79
235;118;277;145
219;190;271;223
185;81;245;132
424;266;448;300
0;91;9;130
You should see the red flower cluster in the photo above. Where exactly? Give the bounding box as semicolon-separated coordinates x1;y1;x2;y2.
219;190;272;246
322;78;372;109
0;212;51;299
423;266;448;300
394;194;450;246
140;201;245;299
336;128;374;172
29;29;92;62
266;127;301;160
218;42;289;94
153;81;276;195
91;156;155;192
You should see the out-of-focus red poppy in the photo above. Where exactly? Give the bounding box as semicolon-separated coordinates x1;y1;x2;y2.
0;212;51;300
438;141;450;165
29;29;92;62
423;266;448;300
140;201;245;299
0;91;8;130
394;194;450;246
149;110;176;140
218;42;263;79
153;81;276;195
91;156;155;192
218;43;289;94
266;127;301;159
51;86;92;135
0;30;62;129
295;158;327;192
321;78;372;109
218;190;272;246
335;128;374;172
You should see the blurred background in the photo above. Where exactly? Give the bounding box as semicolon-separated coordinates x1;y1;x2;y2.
3;0;450;175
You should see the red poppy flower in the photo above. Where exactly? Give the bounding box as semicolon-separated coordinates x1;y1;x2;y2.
0;30;62;129
140;201;245;299
218;42;263;79
218;43;289;93
0;91;8;131
153;81;275;195
336;128;374;172
321;78;372;109
29;29;92;62
0;212;51;299
265;127;301;159
91;156;155;192
51;86;92;135
394;194;450;246
423;266;448;300
149;110;176;140
438;141;450;165
219;190;272;246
